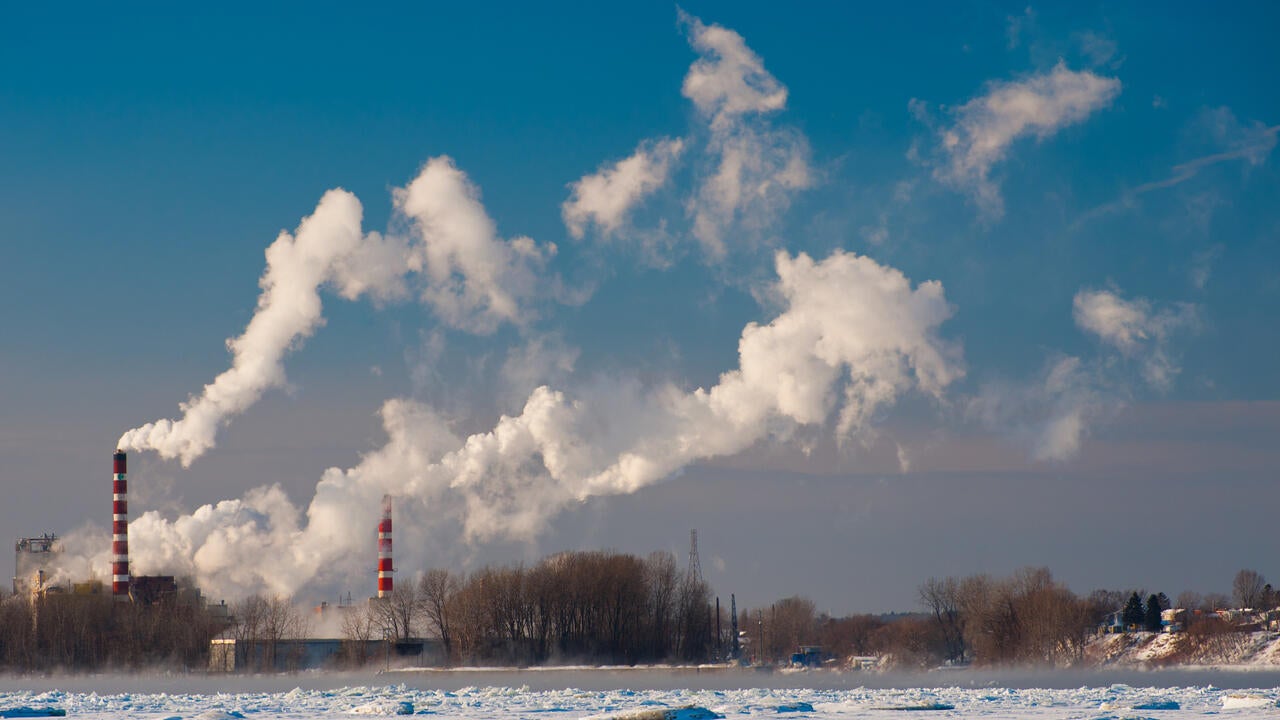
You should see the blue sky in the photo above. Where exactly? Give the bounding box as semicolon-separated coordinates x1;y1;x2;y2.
2;2;1278;613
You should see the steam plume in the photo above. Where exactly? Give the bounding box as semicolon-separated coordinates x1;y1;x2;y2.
118;158;553;466
115;249;962;599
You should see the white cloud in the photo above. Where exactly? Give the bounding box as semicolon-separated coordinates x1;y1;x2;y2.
1190;244;1224;290
973;287;1199;462
1073;288;1199;389
969;355;1116;462
1006;7;1035;50
1073;107;1278;227
560;13;811;263
500;334;580;407
920;61;1120;219
679;10;788;128
562;137;685;240
397;156;557;334
681;12;812;259
1075;30;1121;68
1202;106;1279;166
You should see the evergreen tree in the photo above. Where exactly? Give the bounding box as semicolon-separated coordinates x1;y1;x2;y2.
1122;592;1144;630
1144;594;1164;632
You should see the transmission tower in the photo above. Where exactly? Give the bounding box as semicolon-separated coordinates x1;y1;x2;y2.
687;529;703;584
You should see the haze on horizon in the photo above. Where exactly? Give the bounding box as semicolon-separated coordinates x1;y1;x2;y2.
1;2;1277;615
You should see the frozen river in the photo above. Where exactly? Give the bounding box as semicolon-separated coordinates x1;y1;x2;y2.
1;667;1278;719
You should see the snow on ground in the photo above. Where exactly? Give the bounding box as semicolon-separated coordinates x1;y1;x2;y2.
1088;631;1280;668
1;680;1280;719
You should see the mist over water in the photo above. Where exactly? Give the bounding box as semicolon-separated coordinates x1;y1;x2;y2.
3;666;1279;693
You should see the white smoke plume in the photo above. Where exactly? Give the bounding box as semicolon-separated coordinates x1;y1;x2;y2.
113;249;962;600
118;158;554;466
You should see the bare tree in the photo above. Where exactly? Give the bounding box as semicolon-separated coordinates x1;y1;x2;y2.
816;613;885;658
1232;569;1267;609
339;603;378;667
260;595;307;670
418;569;459;661
919;577;966;663
767;596;817;661
232;594;268;670
1202;592;1231;611
373;584;420;641
1174;591;1202;612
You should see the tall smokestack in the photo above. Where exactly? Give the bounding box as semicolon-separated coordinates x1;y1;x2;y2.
112;450;130;601
377;494;393;599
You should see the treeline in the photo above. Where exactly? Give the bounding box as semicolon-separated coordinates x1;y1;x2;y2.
0;591;222;671
336;550;717;666
735;566;1279;670
6;557;1273;672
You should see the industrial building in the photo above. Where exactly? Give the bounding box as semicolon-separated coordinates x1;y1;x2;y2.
13;533;61;595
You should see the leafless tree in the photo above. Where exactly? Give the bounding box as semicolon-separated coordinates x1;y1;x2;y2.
920;576;966;663
373;583;420;641
1202;592;1231;611
765;596;817;661
418;569;459;661
1174;591;1202;612
1232;569;1267;609
816;613;885;657
339;603;378;667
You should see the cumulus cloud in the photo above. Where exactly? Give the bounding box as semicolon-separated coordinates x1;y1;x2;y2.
562;138;685;240
104;249;962;599
120;157;556;466
1073;288;1199;389
917;61;1120;219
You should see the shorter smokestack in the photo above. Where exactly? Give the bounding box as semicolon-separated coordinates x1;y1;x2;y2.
377;494;393;598
112;450;130;601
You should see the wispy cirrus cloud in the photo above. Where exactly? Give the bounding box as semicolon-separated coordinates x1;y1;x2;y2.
1075;107;1278;226
914;61;1120;220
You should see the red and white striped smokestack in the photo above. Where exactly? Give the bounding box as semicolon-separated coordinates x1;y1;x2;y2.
377;494;393;598
112;450;130;601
